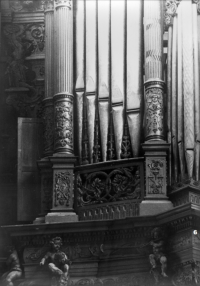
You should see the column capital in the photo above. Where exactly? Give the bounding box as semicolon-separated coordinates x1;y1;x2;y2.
55;0;71;10
197;0;200;14
44;0;54;13
164;0;180;29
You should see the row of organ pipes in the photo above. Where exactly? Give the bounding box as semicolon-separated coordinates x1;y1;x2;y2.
44;0;200;185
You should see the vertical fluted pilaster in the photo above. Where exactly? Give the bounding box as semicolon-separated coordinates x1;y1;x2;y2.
144;1;165;142
53;0;74;154
144;1;163;81
54;0;73;95
44;0;54;99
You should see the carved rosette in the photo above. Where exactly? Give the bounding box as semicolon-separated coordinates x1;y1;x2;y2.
54;171;73;208
146;158;167;197
53;93;74;154
43;98;54;157
144;80;166;141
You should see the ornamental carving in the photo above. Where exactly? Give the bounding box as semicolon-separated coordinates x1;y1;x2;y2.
54;99;73;153
55;0;71;8
147;159;164;195
172;263;200;286
76;167;141;207
145;87;164;140
44;0;54;11
164;0;181;29
54;172;72;207
10;0;45;12
43;101;54;156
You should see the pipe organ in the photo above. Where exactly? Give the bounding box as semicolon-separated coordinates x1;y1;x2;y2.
75;0;144;165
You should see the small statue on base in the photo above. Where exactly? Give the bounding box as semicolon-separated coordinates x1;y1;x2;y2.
149;227;168;284
1;246;22;286
40;237;70;286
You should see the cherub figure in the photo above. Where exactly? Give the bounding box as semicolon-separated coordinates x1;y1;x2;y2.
40;237;70;286
1;246;22;286
149;227;168;283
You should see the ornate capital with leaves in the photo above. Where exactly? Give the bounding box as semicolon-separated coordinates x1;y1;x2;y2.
164;0;181;29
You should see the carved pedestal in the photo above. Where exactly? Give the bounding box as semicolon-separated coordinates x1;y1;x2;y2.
140;141;173;215
45;93;78;223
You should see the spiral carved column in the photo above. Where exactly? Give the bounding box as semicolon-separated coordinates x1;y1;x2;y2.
140;1;172;215
45;0;78;223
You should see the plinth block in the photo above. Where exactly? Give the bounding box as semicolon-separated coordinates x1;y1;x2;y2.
45;212;78;223
140;200;173;216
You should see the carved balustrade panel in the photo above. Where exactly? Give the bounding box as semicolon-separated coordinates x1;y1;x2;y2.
75;158;144;220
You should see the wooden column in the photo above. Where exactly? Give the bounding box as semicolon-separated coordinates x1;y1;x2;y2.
45;0;78;223
140;0;173;215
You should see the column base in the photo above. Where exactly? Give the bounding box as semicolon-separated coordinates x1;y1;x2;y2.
139;200;173;216
45;212;79;223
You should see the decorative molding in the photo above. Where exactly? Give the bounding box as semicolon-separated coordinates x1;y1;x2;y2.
54;93;74;154
55;0;71;9
54;171;72;207
121;121;131;159
145;81;165;141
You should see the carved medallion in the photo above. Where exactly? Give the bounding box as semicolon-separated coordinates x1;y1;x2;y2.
54;171;72;207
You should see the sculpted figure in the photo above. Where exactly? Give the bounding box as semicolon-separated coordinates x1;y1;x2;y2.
149;227;168;283
1;246;22;286
40;237;70;286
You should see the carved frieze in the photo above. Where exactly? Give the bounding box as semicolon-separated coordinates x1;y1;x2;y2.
10;0;45;12
54;93;74;154
76;167;141;207
54;171;72;207
145;81;165;141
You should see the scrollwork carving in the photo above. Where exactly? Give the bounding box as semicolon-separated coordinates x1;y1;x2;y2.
77;167;141;207
54;172;72;207
54;94;73;153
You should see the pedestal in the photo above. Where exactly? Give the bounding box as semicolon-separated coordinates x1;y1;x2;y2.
140;141;173;215
45;154;78;223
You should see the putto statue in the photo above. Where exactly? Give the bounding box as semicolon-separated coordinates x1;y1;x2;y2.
1;246;22;286
40;237;70;286
149;227;168;284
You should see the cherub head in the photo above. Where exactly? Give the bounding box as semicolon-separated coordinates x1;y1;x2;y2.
50;237;63;252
